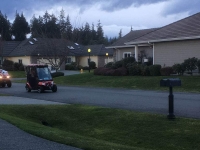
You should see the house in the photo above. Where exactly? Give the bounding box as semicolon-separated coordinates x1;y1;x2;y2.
107;12;200;67
0;38;113;69
106;28;158;63
77;44;113;68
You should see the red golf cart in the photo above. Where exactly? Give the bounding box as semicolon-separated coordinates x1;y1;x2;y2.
25;64;57;93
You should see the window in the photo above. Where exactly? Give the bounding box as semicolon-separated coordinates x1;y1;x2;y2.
19;59;22;64
66;57;71;64
123;52;131;58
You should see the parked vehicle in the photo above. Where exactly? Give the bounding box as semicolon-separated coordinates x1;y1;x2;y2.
25;64;57;93
0;69;12;87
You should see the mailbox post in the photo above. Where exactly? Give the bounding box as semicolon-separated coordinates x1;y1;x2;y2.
160;78;181;119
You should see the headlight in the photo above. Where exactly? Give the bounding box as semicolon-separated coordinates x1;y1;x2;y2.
6;76;10;78
0;76;2;79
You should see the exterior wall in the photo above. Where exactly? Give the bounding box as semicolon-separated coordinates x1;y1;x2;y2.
154;39;200;67
98;56;113;67
6;56;31;65
114;46;153;62
78;56;98;67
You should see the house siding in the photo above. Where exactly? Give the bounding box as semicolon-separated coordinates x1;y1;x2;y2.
6;56;31;65
78;56;98;67
154;39;200;67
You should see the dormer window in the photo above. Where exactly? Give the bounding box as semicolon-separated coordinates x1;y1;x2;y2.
67;46;75;50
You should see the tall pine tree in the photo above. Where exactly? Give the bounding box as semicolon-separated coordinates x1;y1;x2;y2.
11;12;30;41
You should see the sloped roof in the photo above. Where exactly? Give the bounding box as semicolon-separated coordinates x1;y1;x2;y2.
107;28;158;48
81;45;113;56
8;38;82;57
0;41;21;56
126;12;200;44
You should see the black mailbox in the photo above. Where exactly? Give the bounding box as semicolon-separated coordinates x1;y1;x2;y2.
160;78;181;87
160;78;181;119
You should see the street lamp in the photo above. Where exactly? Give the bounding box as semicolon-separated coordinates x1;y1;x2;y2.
106;53;108;64
88;49;91;72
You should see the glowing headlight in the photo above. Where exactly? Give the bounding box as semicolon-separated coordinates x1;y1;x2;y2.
0;76;2;79
6;76;10;78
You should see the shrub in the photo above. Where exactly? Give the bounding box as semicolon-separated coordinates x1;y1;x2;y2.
197;60;200;73
2;59;14;71
127;63;141;76
122;57;135;67
65;64;75;70
172;63;186;75
113;60;123;69
183;57;198;74
51;72;64;78
160;67;173;76
115;67;128;76
141;66;150;76
13;62;24;71
104;62;114;68
89;61;96;69
149;65;161;76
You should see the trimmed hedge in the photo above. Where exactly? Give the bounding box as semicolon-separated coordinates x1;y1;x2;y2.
149;65;161;76
51;72;64;78
160;67;173;76
94;67;127;76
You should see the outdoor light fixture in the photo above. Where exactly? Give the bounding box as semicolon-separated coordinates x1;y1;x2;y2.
88;49;91;72
106;53;109;64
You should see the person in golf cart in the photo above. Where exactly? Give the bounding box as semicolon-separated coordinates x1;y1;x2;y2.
25;64;57;93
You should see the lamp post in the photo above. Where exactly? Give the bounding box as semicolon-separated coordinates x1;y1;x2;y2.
106;53;108;64
88;49;91;72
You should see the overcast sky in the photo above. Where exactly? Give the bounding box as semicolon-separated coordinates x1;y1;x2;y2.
1;0;200;38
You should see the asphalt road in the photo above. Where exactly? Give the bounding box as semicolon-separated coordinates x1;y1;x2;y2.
1;83;200;119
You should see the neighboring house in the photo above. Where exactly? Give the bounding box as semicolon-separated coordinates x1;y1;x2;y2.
77;44;113;68
107;12;200;67
3;38;81;70
106;28;158;63
0;38;113;69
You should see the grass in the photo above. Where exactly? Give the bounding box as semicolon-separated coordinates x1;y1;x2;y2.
52;73;200;93
13;71;200;92
0;105;200;150
8;71;26;78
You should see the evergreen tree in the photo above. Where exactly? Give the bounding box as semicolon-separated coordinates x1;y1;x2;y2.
59;9;66;38
11;12;30;41
96;20;104;44
30;15;43;37
90;23;97;44
0;11;11;40
42;11;61;38
118;29;122;38
65;15;73;40
82;22;91;45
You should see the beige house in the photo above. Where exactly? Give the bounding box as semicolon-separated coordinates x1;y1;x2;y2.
107;12;200;67
0;38;113;69
76;45;113;68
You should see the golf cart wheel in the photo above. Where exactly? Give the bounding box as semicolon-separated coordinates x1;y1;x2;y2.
38;86;44;93
1;83;5;88
52;85;57;92
25;85;31;92
7;81;12;88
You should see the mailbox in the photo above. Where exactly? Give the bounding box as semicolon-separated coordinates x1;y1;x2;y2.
160;78;181;87
160;78;181;119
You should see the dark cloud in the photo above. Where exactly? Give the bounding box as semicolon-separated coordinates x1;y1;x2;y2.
162;0;200;16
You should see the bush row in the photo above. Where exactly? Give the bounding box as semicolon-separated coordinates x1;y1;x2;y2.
2;60;24;71
51;72;64;78
65;61;96;70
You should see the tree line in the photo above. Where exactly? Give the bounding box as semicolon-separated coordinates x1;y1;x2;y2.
0;9;121;45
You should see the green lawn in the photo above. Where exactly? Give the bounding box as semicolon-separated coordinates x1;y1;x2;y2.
0;105;200;150
53;73;200;93
8;71;26;78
